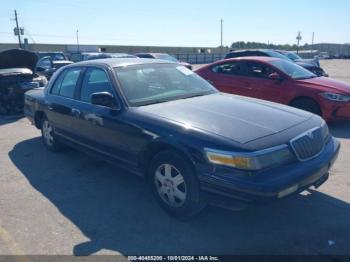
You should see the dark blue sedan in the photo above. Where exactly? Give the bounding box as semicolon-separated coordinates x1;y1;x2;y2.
24;58;340;219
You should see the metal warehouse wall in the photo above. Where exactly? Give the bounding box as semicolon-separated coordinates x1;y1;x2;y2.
0;43;224;55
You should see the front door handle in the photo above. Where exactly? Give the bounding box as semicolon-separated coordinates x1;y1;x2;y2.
207;80;215;85
71;108;81;118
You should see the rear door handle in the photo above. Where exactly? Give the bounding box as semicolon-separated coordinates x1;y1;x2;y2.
71;108;81;118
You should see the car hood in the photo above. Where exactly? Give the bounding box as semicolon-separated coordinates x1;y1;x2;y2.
295;61;318;68
0;49;38;72
295;58;319;67
138;93;312;144
0;68;33;76
298;77;350;94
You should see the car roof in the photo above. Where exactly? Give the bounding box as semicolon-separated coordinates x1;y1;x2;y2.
274;49;289;54
73;58;175;68
223;56;281;63
36;51;64;54
135;53;168;56
229;49;268;53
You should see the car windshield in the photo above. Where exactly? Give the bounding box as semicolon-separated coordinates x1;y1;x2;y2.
154;54;179;62
265;50;292;61
271;60;317;80
286;52;302;61
114;64;217;106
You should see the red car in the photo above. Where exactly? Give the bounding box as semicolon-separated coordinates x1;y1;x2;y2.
196;57;350;122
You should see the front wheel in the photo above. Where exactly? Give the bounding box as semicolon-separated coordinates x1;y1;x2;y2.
41;116;63;151
290;98;322;116
148;150;205;220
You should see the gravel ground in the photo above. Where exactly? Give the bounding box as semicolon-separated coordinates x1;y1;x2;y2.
0;60;349;256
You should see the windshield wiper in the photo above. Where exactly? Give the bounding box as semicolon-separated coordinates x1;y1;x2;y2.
296;75;317;80
140;99;173;106
181;93;208;100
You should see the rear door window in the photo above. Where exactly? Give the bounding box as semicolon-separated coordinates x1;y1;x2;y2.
50;71;66;95
212;62;247;76
59;68;82;98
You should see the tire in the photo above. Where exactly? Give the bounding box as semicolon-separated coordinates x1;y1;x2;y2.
290;98;322;116
41;116;63;152
148;150;206;220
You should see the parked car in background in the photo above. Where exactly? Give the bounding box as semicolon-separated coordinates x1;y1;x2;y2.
69;52;136;62
225;50;328;77
275;50;320;67
316;52;331;60
85;53;137;60
196;57;350;122
0;49;47;114
36;51;69;61
36;56;73;80
135;53;193;70
24;58;339;219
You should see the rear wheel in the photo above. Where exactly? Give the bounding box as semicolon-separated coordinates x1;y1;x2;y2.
41;116;62;151
290;98;322;116
148;150;205;220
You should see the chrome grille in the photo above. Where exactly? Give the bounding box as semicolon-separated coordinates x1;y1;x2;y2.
290;127;324;161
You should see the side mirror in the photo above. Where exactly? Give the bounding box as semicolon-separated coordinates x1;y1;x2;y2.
268;72;284;81
91;92;117;108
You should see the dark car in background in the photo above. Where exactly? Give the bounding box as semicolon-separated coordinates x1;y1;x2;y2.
69;52;136;62
36;56;73;80
85;53;137;60
36;51;69;61
275;50;320;67
0;49;47;114
135;53;193;70
24;58;339;219
225;49;328;77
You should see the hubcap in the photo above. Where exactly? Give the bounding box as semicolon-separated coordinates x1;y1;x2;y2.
154;164;187;207
42;120;54;146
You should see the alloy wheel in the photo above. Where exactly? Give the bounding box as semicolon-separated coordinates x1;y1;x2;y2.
154;164;187;207
42;120;54;146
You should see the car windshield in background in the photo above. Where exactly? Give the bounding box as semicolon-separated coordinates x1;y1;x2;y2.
114;64;217;106
265;50;292;61
271;60;316;80
154;54;179;62
286;52;302;61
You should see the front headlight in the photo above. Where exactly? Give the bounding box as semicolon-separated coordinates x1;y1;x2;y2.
205;145;295;171
321;92;350;102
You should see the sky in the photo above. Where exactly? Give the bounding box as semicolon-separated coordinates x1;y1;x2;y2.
0;0;349;47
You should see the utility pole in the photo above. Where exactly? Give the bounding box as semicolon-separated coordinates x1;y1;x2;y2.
220;19;223;47
14;10;22;48
76;30;80;52
220;19;224;53
312;32;315;50
296;31;302;53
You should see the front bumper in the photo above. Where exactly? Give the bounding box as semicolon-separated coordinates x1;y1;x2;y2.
198;137;340;208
